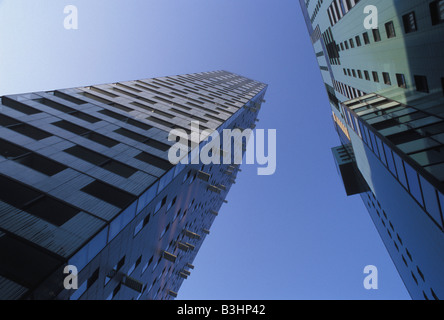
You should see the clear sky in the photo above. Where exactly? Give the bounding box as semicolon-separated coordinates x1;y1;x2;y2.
0;0;410;299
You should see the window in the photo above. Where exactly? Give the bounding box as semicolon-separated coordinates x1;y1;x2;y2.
340;43;344;50
352;69;356;78
383;72;391;85
363;32;370;44
0;138;67;176
81;180;137;209
357;70;363;79
355;35;362;47
396;73;407;88
372;72;380;82
53;120;119;148
347;69;351;76
155;196;167;213
1;97;41;115
135;152;173;171
65;145;137;178
349;38;355;48
344;41;349;50
0;175;79;226
87;268;100;288
414;75;430;93
385;21;396;38
430;0;444;25
402;12;417;33
372;29;381;42
364;70;370;81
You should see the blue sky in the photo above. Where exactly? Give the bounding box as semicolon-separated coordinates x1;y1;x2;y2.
0;0;410;299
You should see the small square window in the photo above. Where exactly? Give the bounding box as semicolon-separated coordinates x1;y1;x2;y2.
363;32;370;44
396;73;407;88
430;0;444;25
383;72;391;85
372;71;380;83
414;75;430;93
364;71;370;81
372;29;381;42
402;12;417;33
385;21;396;38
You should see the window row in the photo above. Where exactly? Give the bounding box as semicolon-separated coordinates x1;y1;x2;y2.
342;103;444;229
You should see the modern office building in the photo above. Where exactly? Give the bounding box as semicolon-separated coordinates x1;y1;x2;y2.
300;0;444;299
0;71;267;300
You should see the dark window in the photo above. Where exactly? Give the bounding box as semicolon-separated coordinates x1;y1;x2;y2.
364;71;370;80
6;122;51;140
363;32;370;44
396;73;407;88
372;71;380;82
117;256;126;270
349;38;355;48
15;153;67;176
431;288;439;300
417;267;425;281
54;91;87;105
372;29;381;42
352;69;356;78
83;132;119;148
65;145;109;166
65;145;136;178
88;268;100;288
24;196;80;226
143;214;151;227
0;139;66;176
344;41;349;49
1;97;41;115
53;120;118;148
355;35;362;46
135;256;142;268
402;12;417;33
0;175;78;226
430;0;444;25
385;21;396;38
383;72;391;85
357;70;363;79
414;75;430;93
81;181;136;209
114;128;170;151
135;152;173;171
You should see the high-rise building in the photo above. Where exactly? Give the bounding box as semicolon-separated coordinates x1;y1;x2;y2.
0;71;267;300
300;0;444;299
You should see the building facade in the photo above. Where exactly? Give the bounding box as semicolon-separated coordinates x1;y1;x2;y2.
300;0;444;299
0;71;267;300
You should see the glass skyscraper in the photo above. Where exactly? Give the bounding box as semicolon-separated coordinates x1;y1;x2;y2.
300;0;444;299
0;71;267;300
